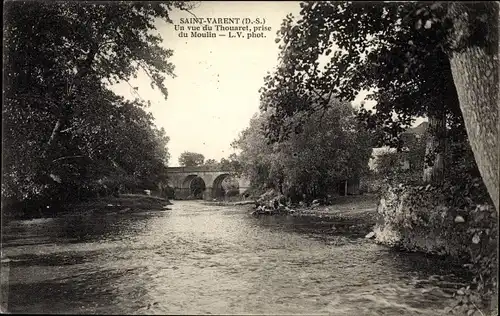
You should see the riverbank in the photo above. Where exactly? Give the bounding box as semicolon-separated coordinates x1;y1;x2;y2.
201;195;379;223
288;194;379;222
372;184;498;315
2;194;173;221
285;195;380;238
62;194;173;215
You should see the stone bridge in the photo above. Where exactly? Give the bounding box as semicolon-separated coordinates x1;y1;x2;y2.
166;166;251;200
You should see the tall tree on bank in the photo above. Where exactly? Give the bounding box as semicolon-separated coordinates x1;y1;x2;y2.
261;1;498;210
444;2;499;211
2;1;195;209
178;152;205;167
234;99;372;201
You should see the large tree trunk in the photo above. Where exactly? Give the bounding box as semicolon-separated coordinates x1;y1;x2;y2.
449;47;499;212
445;2;499;213
423;113;446;184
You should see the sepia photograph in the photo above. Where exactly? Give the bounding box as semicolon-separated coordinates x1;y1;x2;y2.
1;1;498;315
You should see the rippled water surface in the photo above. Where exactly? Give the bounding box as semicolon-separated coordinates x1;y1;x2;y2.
2;201;471;315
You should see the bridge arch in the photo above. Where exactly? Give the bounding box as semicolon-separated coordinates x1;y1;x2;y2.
181;175;198;189
211;173;240;200
179;174;206;199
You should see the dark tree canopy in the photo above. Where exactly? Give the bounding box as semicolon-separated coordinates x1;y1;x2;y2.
233;99;372;201
178;152;205;167
260;2;494;145
259;1;498;209
2;1;197;212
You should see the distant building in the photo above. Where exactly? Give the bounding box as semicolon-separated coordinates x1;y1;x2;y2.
405;121;429;139
369;121;428;172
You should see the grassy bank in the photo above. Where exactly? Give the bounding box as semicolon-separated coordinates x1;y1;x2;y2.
3;194;173;221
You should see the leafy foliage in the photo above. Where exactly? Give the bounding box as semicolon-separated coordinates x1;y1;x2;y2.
258;0;491;199
221;177;240;197
203;159;219;167
219;154;243;174
178;152;205;167
2;1;191;215
233;100;372;202
201;155;243;174
261;2;495;148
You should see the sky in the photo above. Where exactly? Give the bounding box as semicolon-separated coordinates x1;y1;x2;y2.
110;1;420;167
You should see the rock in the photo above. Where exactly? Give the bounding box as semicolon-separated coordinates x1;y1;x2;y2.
365;231;376;239
119;207;131;213
454;215;465;223
49;173;62;183
472;233;481;244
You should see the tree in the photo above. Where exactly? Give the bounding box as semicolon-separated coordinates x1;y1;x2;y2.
2;1;196;212
219;155;242;173
261;1;497;210
203;159;218;167
178;152;205;167
232;112;280;191
234;98;372;201
444;2;499;211
221;177;240;197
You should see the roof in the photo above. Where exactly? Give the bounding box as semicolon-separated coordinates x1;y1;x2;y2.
405;121;429;135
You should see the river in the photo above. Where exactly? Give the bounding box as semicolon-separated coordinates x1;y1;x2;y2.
1;201;471;315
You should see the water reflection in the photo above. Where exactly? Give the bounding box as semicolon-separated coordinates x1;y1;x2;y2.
2;201;472;315
8;269;126;314
3;211;171;248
